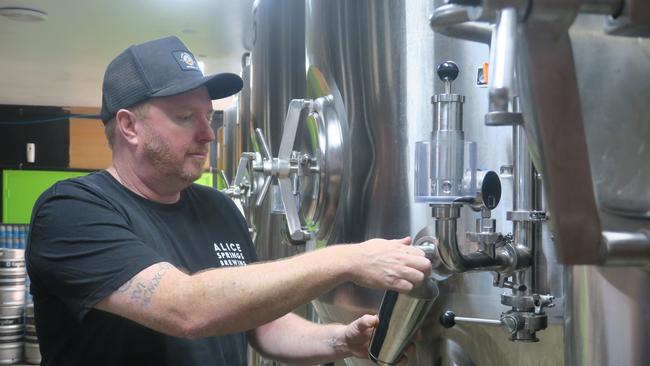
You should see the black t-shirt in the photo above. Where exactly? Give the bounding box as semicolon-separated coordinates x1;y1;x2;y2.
26;171;258;366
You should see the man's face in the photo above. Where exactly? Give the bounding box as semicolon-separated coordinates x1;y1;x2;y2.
138;86;215;185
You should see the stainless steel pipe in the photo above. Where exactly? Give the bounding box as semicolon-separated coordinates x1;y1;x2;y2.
432;206;517;273
429;4;492;44
488;7;518;113
601;230;650;267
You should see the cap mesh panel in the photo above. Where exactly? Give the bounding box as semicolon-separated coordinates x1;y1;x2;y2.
105;53;151;114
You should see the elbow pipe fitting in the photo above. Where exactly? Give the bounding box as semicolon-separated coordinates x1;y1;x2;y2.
429;4;493;45
429;204;532;275
432;217;518;274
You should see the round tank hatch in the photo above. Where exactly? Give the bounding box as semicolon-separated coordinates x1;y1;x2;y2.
284;66;348;244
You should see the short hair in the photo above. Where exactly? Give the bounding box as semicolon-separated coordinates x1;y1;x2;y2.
104;101;151;149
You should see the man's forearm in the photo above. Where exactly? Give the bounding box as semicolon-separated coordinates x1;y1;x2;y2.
248;313;351;365
179;246;351;337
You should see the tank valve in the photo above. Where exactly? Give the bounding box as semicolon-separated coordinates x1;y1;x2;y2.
440;304;553;342
439;310;502;328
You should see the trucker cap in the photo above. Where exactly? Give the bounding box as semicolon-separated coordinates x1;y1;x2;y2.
100;36;243;123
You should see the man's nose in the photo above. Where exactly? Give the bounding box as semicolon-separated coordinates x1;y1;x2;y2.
197;117;215;143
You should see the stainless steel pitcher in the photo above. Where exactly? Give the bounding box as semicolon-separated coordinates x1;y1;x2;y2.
368;277;439;365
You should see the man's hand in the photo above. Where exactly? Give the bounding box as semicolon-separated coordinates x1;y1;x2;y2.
339;314;417;365
341;237;433;293
339;314;378;358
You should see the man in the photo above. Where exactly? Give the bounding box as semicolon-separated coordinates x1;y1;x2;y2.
26;36;430;366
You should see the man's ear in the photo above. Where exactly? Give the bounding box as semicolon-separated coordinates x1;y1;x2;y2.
115;109;140;146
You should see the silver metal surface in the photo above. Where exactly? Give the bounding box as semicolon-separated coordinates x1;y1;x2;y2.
248;90;348;243
563;15;650;366
295;88;348;243
248;1;310;364
565;264;650;366
429;4;492;44
250;0;305;255
510;122;535;287
0;342;22;365
222;104;239;183
369;241;438;364
251;99;319;242
571;15;650;218
302;0;565;364
516;0;603;264
221;53;255;219
488;7;517;113
306;0;434;247
433;211;515;274
238;51;253;156
0;248;25;310
431;0;636;266
0;306;22;318
454;316;501;326
301;1;564;365
601;230;650;267
369;279;439;366
305;2;435;364
484;111;523;126
247;1;649;366
24;342;41;365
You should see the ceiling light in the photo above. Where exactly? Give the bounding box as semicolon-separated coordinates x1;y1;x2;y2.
0;7;48;22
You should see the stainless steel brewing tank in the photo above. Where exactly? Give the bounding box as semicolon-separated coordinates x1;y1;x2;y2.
248;0;309;364
305;0;433;343
247;1;648;365
250;0;306;260
305;0;563;365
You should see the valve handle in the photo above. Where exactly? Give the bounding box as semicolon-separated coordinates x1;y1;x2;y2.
256;177;272;207
255;128;272;160
481;170;502;210
437;61;460;82
440;310;502;328
440;310;457;328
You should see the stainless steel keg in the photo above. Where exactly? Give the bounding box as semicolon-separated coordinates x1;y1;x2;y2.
23;304;40;365
0;313;23;365
0;250;25;309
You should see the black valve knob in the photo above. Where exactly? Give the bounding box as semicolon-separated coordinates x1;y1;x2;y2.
437;61;459;82
440;310;457;328
481;171;502;210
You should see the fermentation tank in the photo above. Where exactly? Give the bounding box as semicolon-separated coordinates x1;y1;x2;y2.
227;1;650;365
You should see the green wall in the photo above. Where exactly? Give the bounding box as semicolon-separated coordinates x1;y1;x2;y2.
2;170;214;224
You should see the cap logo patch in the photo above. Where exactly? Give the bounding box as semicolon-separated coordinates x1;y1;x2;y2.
173;51;201;72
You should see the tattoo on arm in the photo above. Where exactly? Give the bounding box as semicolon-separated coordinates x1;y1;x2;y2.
117;279;133;293
128;262;173;308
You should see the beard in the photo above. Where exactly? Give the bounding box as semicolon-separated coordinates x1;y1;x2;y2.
141;125;206;185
